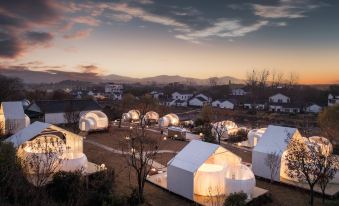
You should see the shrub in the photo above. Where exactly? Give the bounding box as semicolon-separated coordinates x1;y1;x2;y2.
228;129;248;143
224;192;247;206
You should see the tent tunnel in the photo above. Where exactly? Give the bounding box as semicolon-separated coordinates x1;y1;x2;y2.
247;128;267;147
79;110;108;132
159;113;179;128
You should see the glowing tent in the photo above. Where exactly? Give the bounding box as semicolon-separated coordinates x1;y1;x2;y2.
143;111;159;124
5;122;88;175
247;128;267;147
211;120;238;140
158;113;179;128
167;140;255;200
122;110;140;122
79;110;108;132
252;125;302;182
0;101;30;135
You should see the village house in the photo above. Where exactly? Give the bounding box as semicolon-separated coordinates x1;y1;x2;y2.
231;88;247;96
171;92;193;101
25;99;102;124
328;93;339;106
211;99;235;109
304;103;323;114
105;83;123;100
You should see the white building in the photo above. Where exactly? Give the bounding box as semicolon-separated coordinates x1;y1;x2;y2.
194;93;211;102
0;101;30;135
188;97;208;107
328;93;339;106
252;125;301;181
149;91;164;99
105;83;123;100
167;99;188;107
167;140;255;200
212;99;234;109
231;88;247;96
26;99;102;125
269;103;301;113
171;92;193;101
304;103;322;113
269;93;290;103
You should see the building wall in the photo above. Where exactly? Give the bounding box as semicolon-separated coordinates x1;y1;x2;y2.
220;101;234;109
167;165;194;200
269;94;290;103
189;98;204;107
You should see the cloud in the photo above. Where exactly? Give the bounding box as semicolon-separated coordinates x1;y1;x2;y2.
109;13;133;22
176;19;268;42
0;32;23;58
79;64;101;74
138;0;154;5
253;0;321;19
24;31;53;45
72;16;101;26
63;29;92;39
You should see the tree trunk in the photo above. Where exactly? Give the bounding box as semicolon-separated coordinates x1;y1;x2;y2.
322;189;325;205
309;185;314;206
118;119;122;128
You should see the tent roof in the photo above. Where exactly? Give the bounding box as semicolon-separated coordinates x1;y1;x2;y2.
168;140;219;173
253;125;299;154
0;101;25;119
5;121;83;148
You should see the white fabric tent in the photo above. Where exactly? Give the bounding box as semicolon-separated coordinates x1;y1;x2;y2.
252;125;301;181
168;140;255;200
79;110;108;132
143;111;159;124
247;128;267;147
122;110;140;122
159;113;179;128
211;120;238;140
0;101;30;135
5;121;87;173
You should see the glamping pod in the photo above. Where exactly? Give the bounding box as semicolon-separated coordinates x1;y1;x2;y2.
280;136;339;184
79;110;108;132
158;113;179;128
247;128;267;147
0;101;30;135
143;111;159;124
224;164;256;197
122;110;140;122
211;120;238;140
5;122;88;184
168;140;256;200
252;125;302;182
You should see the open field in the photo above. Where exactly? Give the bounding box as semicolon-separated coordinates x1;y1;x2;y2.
84;126;338;206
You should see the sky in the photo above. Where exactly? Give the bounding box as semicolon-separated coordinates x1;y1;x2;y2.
0;0;338;84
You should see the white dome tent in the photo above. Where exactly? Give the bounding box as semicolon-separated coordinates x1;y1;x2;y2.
247;128;267;147
5;122;88;185
167;140;256;200
158;113;179;128
79;110;108;132
280;136;339;184
211;120;238;140
143;111;159;125
122;110;140;123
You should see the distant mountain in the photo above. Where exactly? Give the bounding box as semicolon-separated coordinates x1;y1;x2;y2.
0;68;244;85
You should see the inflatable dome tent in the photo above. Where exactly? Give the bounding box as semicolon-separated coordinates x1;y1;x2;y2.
142;111;159;125
247;128;267;147
280;136;339;184
211;120;238;140
158;113;179;128
5;122;88;185
79;110;108;132
122;110;140;123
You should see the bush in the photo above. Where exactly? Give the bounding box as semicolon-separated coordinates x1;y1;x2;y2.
248;193;272;206
228;129;248;143
224;192;247;206
47;171;83;204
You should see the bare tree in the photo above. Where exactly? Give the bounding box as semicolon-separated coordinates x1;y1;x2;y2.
318;155;338;204
19;135;64;187
209;77;219;87
286;72;299;88
212;122;227;145
121;123;160;203
284;137;336;206
258;69;270;88
265;151;280;183
64;102;80;133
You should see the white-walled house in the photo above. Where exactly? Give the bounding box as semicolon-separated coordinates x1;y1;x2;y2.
304;103;322;113
167;99;188;107
188;97;209;107
269;103;301;113
252;125;302;182
231;88;247;96
194;93;211;102
26;99;102;124
149;91;164;99
328;93;339;106
269;93;290;103
0;101;30;135
212;99;234;109
171;92;193;101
